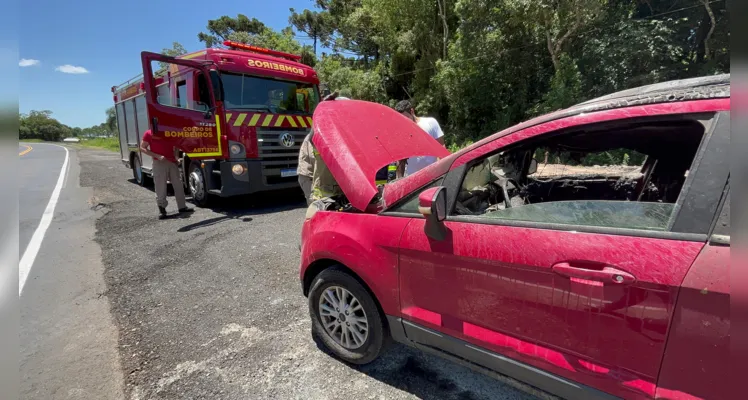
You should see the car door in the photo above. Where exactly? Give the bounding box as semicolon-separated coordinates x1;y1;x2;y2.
394;106;729;399
656;184;730;400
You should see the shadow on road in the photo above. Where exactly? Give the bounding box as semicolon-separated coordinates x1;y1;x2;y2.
311;334;513;400
177;215;254;232
128;178;307;216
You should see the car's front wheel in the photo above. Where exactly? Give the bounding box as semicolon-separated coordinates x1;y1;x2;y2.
308;267;387;365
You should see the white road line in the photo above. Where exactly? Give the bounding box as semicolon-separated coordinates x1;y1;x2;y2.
19;145;69;296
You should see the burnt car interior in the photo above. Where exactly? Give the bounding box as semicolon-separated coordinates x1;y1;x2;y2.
453;118;707;229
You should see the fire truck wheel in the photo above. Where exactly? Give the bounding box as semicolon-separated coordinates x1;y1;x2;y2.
132;156;149;187
188;163;210;207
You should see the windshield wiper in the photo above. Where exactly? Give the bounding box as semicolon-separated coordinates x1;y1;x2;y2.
230;106;274;113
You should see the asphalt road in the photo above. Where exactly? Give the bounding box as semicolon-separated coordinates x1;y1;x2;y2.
19;143;66;255
20;143;124;400
23;144;540;400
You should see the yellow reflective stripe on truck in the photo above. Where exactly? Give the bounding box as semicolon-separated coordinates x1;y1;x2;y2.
222;113;313;129
248;114;261;127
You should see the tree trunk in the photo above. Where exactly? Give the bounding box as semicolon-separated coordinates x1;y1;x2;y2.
699;0;716;59
313;36;317;55
437;0;449;58
546;32;560;71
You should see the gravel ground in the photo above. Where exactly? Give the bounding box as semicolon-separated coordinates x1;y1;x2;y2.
79;148;539;400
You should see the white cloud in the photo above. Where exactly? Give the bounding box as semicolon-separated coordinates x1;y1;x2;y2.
55;64;89;74
19;58;40;67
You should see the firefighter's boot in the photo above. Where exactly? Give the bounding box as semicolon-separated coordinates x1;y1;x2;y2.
158;206;167;219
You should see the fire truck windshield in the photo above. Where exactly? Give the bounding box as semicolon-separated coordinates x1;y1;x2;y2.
220;72;319;114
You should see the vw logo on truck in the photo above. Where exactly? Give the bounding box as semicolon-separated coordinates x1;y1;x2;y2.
280;132;295;148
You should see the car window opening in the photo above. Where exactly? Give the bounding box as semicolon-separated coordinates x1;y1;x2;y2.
454;118;706;231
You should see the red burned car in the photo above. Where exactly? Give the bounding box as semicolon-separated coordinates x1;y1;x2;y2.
300;75;731;400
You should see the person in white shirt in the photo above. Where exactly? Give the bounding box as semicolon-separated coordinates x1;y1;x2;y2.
394;100;446;177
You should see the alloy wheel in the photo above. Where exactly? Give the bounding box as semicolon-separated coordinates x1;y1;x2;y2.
318;286;369;349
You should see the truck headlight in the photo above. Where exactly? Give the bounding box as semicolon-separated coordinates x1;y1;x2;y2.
230;143;242;155
231;164;246;175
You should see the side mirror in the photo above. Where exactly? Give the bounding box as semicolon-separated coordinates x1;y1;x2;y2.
528;158;538;175
418;186;447;222
203;107;215;120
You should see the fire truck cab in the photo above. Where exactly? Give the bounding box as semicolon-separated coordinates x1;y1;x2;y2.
112;42;320;205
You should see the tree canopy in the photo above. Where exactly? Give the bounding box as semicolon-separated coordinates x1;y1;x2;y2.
39;1;728;145
20;108;117;141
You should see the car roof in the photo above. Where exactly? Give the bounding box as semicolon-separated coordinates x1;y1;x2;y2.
451;74;731;159
381;74;730;209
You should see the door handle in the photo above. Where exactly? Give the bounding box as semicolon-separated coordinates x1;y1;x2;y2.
151;117;158;133
552;262;635;285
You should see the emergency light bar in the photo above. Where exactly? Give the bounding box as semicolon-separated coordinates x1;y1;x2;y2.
223;40;302;62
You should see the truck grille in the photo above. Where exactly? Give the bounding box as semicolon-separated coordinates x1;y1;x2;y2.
257;128;309;185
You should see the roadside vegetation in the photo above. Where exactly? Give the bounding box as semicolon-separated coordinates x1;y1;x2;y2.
20;0;729;160
188;0;730;155
79;137;119;152
19;108;117;142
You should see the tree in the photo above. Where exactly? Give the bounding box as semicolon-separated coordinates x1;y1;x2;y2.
289;8;333;54
19;110;69;141
250;26;305;55
315;0;382;62
180;0;731;150
105;107;117;134
158;42;188;74
198;15;267;47
162;41;187;58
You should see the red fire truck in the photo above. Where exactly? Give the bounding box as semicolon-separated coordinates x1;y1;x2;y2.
111;41;321;205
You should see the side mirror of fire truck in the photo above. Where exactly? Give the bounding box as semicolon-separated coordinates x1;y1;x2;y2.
203;107;215;120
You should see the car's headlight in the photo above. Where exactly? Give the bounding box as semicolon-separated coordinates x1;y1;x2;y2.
305;202;320;220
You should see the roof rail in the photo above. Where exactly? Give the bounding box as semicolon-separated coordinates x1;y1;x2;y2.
112;73;144;93
223;40;302;62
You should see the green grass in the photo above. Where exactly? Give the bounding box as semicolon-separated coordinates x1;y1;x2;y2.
20;138;45;143
80;137;119;152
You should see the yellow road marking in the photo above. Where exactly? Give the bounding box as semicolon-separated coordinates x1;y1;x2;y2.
19;145;32;156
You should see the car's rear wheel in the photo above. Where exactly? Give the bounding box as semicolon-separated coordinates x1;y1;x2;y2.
308;267;387;365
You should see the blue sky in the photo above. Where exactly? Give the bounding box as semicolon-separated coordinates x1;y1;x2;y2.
19;0;322;128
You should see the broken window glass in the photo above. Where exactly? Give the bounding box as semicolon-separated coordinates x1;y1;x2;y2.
454;117;707;231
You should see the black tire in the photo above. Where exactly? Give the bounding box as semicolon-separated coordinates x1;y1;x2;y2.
132;155;149;187
188;162;210;207
308;267;388;365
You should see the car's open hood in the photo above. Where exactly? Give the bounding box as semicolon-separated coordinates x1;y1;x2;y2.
312;100;450;211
